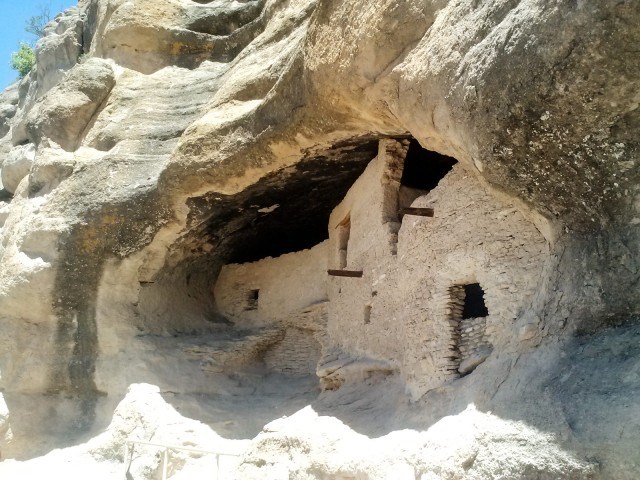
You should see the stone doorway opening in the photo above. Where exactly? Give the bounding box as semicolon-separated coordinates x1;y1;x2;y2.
447;282;493;377
461;283;489;319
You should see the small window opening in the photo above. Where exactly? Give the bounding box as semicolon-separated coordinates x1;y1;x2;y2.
364;305;372;324
245;289;259;310
336;214;351;269
398;139;458;211
462;283;488;319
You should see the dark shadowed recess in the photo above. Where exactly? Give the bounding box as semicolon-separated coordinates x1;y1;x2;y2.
186;136;382;265
401;139;458;190
462;283;489;319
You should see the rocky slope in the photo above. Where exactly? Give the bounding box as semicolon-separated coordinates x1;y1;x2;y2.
0;0;638;478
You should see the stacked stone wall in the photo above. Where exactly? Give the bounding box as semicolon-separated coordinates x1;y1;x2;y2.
214;242;328;326
457;317;492;374
264;328;322;376
324;140;548;399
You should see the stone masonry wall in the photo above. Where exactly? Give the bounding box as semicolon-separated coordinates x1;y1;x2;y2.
264;301;327;377
214;242;328;327
264;327;322;377
214;246;328;376
457;317;492;375
324;140;408;363
324;140;549;399
397;165;548;398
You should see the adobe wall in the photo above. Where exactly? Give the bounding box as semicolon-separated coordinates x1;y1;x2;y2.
325;139;406;360
325;139;549;399
214;241;328;326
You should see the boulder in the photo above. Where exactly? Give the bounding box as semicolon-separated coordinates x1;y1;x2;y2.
27;142;76;196
1;144;36;194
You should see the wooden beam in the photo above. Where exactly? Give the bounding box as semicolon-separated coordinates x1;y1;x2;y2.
399;207;434;217
327;269;363;278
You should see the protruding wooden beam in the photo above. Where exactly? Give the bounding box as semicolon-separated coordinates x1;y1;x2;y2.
399;207;434;217
327;269;363;278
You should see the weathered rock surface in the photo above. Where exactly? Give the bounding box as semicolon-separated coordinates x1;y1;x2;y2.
35;5;85;96
0;383;250;478
0;0;638;478
1;144;35;194
0;84;19;140
27;58;115;151
236;405;596;480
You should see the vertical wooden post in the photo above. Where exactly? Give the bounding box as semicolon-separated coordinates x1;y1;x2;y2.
162;449;169;480
123;443;129;477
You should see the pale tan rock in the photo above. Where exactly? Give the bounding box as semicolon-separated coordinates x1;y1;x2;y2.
235;405;595;479
26;58;115;151
27;142;76;196
0;83;19;139
1;144;35;194
0;0;637;478
10;71;39;146
35;6;84;96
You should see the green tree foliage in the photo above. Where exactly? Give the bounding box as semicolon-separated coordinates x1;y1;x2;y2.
9;3;52;79
10;43;36;79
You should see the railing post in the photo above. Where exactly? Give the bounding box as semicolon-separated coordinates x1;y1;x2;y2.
162;449;169;480
121;438;241;479
123;442;129;477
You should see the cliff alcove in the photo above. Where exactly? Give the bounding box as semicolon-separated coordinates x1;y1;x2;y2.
186;137;381;265
0;0;638;478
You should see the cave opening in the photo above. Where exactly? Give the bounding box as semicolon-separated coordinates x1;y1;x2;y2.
143;137;464;336
187;137;459;268
134;137;382;335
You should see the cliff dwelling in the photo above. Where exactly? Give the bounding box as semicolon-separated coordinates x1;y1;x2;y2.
0;0;638;478
209;137;546;399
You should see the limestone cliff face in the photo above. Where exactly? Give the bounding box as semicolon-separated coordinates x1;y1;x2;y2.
0;0;638;478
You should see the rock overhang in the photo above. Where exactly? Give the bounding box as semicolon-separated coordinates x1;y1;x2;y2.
183;136;381;265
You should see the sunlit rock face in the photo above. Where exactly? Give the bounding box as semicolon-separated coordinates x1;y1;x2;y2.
0;0;638;478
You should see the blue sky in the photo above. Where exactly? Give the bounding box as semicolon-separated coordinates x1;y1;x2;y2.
1;0;78;91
